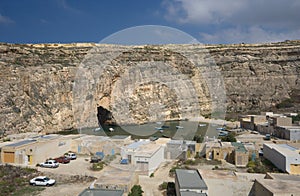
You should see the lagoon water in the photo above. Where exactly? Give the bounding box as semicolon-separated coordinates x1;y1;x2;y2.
77;120;220;140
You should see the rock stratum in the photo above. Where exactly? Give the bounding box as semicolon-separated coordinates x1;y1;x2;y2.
0;41;299;134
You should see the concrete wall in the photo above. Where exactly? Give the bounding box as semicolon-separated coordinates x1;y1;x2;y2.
251;116;266;124
148;146;164;175
256;124;274;134
275;126;300;141
31;139;71;164
263;144;286;172
234;151;249;167
253;180;273;196
72;138;121;156
286;156;300;174
165;143;186;160
1;137;72;165
240;120;253;130
272;117;292;126
290;129;300;141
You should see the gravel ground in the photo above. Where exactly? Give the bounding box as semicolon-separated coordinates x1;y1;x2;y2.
37;155;99;177
200;170;265;196
36;156;101;196
37;182;92;196
139;161;176;196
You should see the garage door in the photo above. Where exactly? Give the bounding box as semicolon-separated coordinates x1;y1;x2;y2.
3;152;15;163
290;164;300;174
136;161;148;175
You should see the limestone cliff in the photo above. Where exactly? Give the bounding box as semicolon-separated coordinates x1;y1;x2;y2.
0;41;299;134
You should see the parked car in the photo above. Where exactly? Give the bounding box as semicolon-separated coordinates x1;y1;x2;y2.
39;160;59;168
30;176;56;186
65;152;77;160
54;156;70;164
264;134;271;140
90;156;101;163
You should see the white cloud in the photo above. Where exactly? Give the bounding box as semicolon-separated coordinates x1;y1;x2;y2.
0;14;14;24
163;0;245;24
200;27;300;44
162;0;300;43
163;0;300;27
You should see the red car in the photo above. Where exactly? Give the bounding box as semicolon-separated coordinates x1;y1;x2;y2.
54;156;70;164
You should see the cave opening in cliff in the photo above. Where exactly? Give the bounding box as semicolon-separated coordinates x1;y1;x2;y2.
96;106;113;127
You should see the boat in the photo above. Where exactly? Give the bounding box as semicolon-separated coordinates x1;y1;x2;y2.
109;128;114;132
218;131;228;136
156;122;162;124
199;124;207;127
216;127;225;131
94;127;101;132
176;126;184;129
155;127;164;131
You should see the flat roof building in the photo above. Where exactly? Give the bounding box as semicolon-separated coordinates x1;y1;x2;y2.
232;142;249;167
122;140;165;176
274;126;300;141
252;178;300;196
175;169;208;196
0;134;73;165
263;143;300;174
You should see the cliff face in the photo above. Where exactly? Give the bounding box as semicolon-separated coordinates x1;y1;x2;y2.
0;41;299;134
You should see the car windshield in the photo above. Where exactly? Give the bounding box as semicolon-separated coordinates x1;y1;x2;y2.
44;177;50;181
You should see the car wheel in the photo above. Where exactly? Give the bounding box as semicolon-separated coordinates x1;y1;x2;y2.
46;184;50;186
33;183;36;186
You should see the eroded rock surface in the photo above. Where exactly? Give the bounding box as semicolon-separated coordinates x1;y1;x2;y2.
0;41;299;134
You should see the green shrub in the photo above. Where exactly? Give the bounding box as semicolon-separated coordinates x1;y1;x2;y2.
246;158;280;174
292;114;300;123
169;166;180;177
150;173;154;178
183;159;197;165
159;182;168;190
128;185;144;196
276;99;294;109
91;162;104;171
193;135;203;143
220;132;237;142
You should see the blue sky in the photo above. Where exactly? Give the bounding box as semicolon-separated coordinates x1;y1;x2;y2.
0;0;300;44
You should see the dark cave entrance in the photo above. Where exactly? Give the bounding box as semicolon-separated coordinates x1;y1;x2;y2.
96;106;114;126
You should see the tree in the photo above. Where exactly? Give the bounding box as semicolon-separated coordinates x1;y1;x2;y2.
128;185;144;196
220;132;237;142
193;135;203;143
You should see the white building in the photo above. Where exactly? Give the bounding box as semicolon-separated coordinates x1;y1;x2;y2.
121;140;165;176
263;143;300;174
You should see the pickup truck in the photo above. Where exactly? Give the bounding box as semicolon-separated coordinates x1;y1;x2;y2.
39;160;59;168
